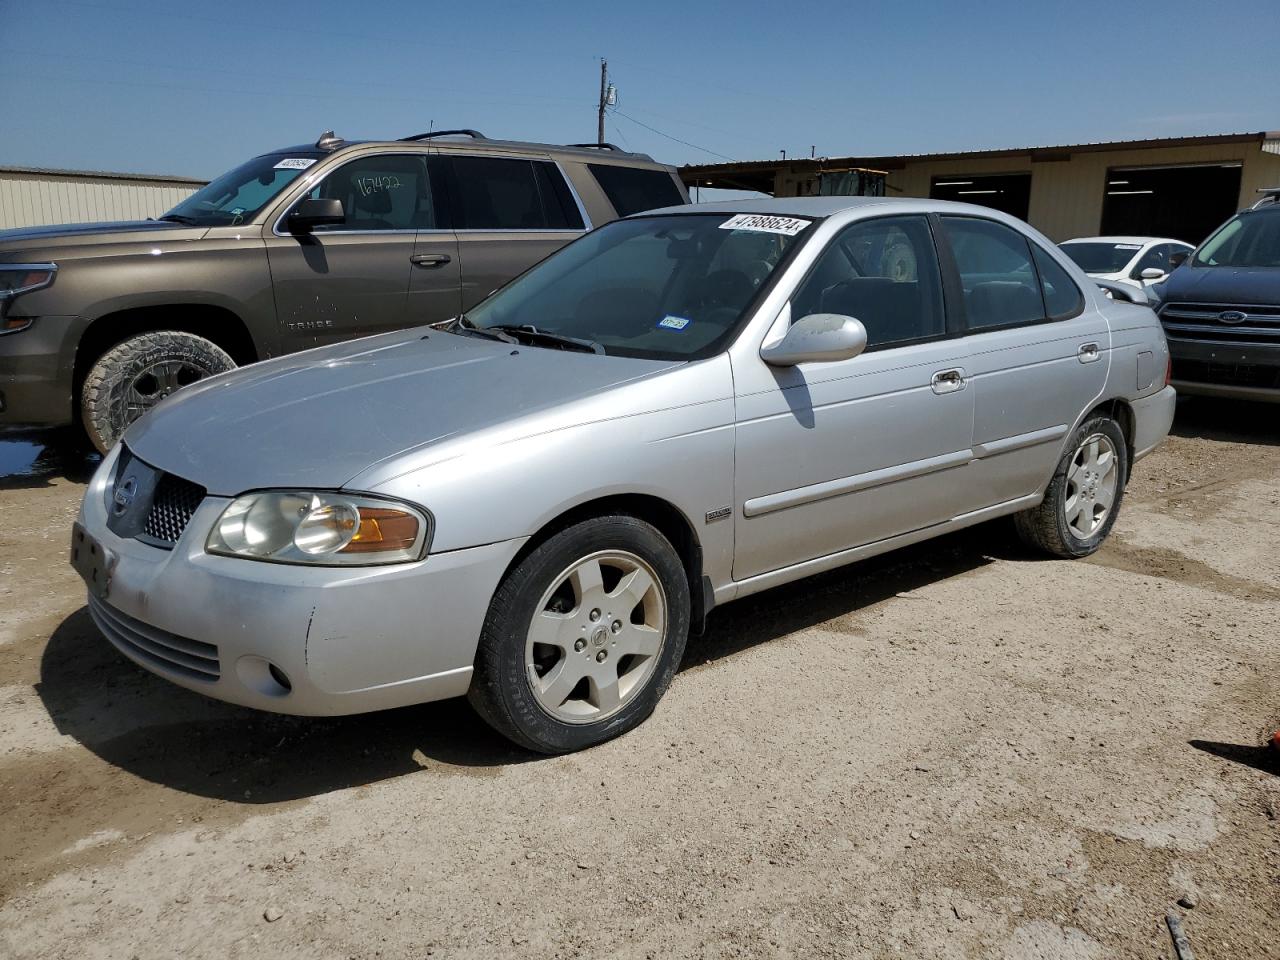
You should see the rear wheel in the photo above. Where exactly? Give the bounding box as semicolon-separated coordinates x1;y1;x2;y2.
468;515;690;754
80;331;236;453
1013;415;1128;558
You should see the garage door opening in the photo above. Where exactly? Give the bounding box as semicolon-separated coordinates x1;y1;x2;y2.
930;173;1031;220
1100;163;1242;245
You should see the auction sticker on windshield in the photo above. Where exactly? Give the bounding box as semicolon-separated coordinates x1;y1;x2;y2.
274;158;318;170
719;214;811;236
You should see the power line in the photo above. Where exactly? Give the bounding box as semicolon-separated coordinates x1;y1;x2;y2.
607;108;734;162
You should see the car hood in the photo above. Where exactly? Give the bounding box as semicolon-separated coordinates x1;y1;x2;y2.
1157;265;1280;306
124;327;680;496
0;220;206;255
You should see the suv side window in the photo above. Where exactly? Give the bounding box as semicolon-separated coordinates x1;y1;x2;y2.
942;217;1047;330
446;156;584;231
791;215;946;349
587;164;685;217
306;154;435;232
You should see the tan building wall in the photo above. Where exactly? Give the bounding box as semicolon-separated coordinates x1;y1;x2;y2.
0;168;204;230
879;143;1280;241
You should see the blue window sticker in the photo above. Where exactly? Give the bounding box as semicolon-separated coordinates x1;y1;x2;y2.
657;315;691;331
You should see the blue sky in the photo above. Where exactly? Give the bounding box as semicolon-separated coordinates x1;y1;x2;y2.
2;0;1276;179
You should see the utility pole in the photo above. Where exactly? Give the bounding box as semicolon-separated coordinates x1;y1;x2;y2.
597;59;608;145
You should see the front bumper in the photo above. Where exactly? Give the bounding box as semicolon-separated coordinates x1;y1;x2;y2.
76;448;526;716
0;315;88;427
1167;336;1280;403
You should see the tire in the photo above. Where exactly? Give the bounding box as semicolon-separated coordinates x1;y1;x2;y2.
80;331;236;453
1013;414;1128;559
468;515;691;754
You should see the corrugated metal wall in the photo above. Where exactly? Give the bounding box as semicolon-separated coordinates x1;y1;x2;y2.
0;171;203;229
881;145;1280;241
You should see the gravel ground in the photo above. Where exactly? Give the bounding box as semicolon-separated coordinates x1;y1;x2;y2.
1;399;1277;960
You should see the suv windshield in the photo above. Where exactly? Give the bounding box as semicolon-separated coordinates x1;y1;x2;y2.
465;213;815;360
1195;209;1280;268
1059;242;1141;273
161;152;322;227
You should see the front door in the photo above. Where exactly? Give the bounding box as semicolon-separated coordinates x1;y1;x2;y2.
935;216;1110;512
266;152;461;349
732;214;975;582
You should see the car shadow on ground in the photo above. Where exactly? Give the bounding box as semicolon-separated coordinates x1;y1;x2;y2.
36;525;1002;804
1171;397;1280;447
0;428;100;490
1189;739;1280;778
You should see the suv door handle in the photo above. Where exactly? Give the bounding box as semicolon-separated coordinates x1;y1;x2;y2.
931;368;967;394
1077;342;1100;363
410;254;452;268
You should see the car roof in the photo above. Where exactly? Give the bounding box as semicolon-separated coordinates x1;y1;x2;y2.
638;195;1035;220
1062;235;1191;246
264;137;665;167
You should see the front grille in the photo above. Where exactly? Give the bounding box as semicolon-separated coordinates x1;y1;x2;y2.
89;595;220;682
1172;358;1280;390
1160;302;1280;345
140;472;206;546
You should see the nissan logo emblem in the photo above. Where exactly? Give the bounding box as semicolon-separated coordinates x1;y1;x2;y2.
1217;310;1248;324
112;476;138;516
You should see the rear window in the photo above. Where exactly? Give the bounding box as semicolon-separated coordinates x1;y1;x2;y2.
588;164;685;217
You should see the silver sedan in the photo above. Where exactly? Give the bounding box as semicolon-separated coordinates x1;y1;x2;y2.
73;198;1176;753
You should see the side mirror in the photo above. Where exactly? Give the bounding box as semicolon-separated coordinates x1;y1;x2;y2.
1095;279;1148;305
287;197;345;232
761;313;868;367
1139;267;1166;280
1168;251;1189;269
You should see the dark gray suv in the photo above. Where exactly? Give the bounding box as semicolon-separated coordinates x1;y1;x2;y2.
0;129;687;450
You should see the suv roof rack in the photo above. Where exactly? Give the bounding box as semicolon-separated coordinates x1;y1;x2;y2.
567;142;623;152
399;129;487;142
1252;186;1280;209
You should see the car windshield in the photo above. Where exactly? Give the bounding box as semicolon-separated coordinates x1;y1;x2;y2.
1195;210;1280;268
464;213;815;360
1059;242;1142;274
160;152;322;226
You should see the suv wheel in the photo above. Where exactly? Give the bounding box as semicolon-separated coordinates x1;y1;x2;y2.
80;331;236;453
468;515;690;754
1013;414;1128;558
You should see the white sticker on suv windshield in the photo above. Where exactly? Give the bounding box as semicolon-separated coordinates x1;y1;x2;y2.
1114;243;1142;250
657;315;691;331
719;213;811;236
274;158;317;170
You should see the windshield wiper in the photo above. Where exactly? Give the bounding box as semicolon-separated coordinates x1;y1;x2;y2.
487;323;605;355
445;314;519;344
157;213;197;225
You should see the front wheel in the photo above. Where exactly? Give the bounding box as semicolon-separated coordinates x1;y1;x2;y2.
80;330;236;453
1013;414;1128;558
468;516;691;754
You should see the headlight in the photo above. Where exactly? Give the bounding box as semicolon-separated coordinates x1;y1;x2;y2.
0;263;58;331
207;491;430;565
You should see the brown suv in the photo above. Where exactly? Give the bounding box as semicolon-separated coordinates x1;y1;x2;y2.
0;129;687;450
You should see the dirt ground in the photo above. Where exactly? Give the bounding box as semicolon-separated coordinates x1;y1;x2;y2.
1;399;1277;960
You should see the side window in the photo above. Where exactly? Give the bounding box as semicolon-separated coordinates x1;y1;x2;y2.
308;154;434;231
942;217;1044;330
1031;244;1084;319
447;156;582;231
587;164;685;217
791;215;946;349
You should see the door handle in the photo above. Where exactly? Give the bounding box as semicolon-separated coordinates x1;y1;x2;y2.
410;253;452;268
931;368;967;394
1077;342;1101;363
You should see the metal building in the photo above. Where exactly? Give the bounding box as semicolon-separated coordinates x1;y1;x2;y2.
682;131;1280;244
0;166;206;230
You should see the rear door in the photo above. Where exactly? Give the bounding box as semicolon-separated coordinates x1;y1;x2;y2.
936;215;1108;512
265;152;460;349
442;154;590;312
